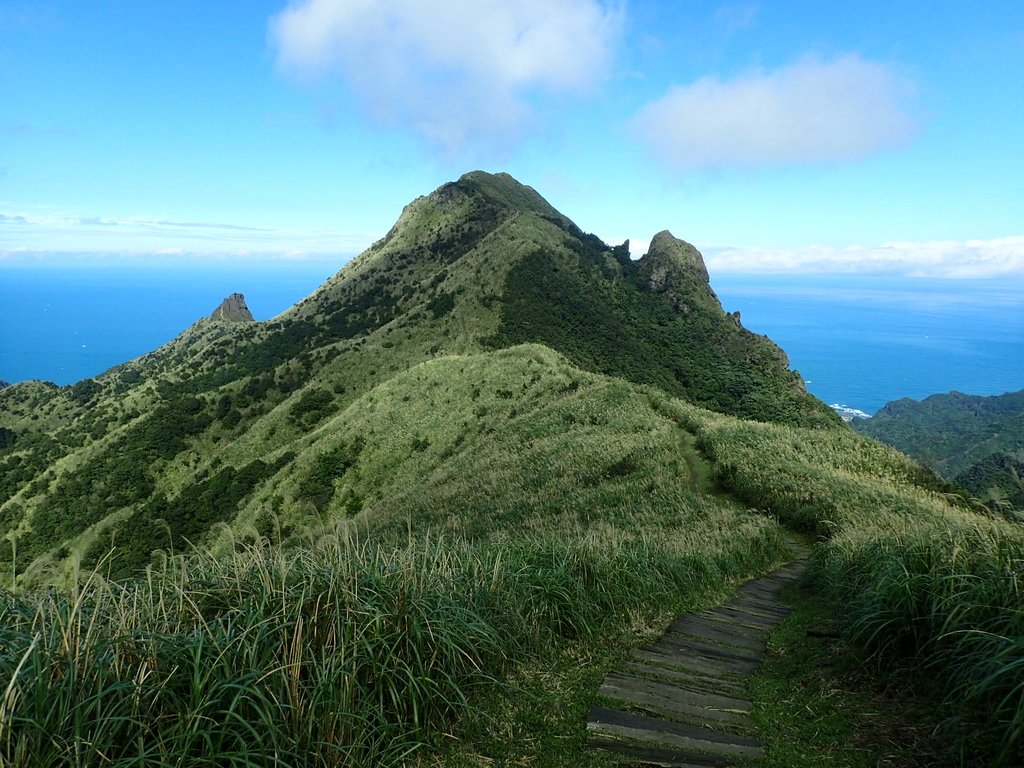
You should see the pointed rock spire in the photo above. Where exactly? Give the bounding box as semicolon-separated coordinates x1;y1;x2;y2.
210;293;254;323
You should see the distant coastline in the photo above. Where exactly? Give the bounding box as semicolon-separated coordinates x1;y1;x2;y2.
829;404;871;422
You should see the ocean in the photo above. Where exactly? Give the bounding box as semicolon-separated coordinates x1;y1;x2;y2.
2;265;1022;416
0;263;339;387
712;274;1024;415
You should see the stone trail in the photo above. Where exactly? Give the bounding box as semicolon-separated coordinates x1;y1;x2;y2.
586;559;806;767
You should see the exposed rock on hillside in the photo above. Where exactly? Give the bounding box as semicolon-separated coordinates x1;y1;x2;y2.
642;230;710;285
637;230;717;316
210;293;254;323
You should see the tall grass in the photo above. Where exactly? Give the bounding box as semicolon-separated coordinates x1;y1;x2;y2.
816;522;1024;764
675;398;1024;763
0;516;784;767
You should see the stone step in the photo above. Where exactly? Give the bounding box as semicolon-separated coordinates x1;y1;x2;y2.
599;677;755;729
587;707;764;759
587;738;733;767
668;616;767;651
603;672;753;712
587;558;807;766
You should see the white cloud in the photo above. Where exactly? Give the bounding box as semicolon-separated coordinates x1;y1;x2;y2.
0;209;368;257
703;236;1024;278
631;54;918;171
269;0;621;154
712;3;759;34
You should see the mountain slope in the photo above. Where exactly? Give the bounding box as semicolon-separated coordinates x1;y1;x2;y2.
2;172;1022;765
0;171;837;583
853;388;1024;509
486;226;824;425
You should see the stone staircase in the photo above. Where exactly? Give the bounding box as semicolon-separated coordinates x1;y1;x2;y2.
586;559;807;767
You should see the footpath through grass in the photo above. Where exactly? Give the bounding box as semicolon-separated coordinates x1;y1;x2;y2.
672;392;1024;765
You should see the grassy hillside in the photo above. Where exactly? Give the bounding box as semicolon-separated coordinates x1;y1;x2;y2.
0;171;835;585
3;353;1021;764
0;347;790;767
1;171;1021;765
677;401;1024;764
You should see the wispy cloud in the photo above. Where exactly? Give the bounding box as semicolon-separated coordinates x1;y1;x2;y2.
0;209;369;258
631;54;918;172
712;3;759;34
703;236;1024;278
269;0;622;155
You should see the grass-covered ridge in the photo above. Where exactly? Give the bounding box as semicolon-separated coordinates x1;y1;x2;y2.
2;170;1021;764
0;365;788;765
85;345;773;577
5;346;1020;763
670;398;1024;762
0;171;835;584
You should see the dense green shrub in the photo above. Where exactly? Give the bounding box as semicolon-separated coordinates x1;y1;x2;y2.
288;387;336;428
296;436;364;510
83;453;295;579
487;247;837;428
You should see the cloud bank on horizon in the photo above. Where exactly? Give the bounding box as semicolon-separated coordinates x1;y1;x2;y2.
0;211;364;262
702;237;1024;279
5;210;1021;280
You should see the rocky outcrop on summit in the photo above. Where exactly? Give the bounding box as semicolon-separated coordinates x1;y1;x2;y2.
638;231;719;316
210;293;254;323
642;231;710;285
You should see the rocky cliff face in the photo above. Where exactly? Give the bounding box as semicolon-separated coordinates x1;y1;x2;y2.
637;230;718;316
210;293;254;323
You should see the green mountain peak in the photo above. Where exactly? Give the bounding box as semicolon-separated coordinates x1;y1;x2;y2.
0;169;837;585
643;230;710;284
3;172;1021;764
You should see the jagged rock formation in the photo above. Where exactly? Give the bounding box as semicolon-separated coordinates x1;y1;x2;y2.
210;293;254;323
641;230;710;286
637;230;717;316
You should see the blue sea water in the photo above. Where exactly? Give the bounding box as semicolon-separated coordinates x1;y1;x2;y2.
712;274;1024;415
0;263;339;387
2;265;1022;416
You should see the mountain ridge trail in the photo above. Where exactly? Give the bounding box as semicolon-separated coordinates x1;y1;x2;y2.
586;548;809;767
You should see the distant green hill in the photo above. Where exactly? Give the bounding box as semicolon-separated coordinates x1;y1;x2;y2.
853;388;1024;510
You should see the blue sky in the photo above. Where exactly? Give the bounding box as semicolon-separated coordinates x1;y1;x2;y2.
2;1;1023;276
